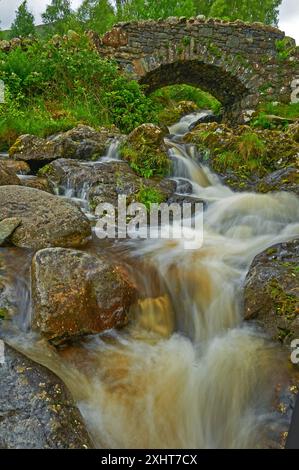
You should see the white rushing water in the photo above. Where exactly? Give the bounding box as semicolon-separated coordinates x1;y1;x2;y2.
12;112;299;449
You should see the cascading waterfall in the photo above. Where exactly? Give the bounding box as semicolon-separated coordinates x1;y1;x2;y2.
6;112;299;449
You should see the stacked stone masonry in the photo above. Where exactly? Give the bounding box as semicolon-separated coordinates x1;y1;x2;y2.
95;16;299;122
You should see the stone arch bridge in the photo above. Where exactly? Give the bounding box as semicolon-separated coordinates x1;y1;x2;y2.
95;16;299;122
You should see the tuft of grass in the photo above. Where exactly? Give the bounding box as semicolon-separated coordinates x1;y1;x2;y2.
236;132;266;161
136;186;165;211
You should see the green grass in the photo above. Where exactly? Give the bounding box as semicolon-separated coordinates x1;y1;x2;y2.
252;103;299;130
136;186;165;210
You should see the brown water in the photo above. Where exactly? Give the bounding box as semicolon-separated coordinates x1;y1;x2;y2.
3;112;299;449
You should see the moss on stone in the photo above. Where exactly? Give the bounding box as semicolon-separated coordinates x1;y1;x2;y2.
120;143;170;179
0;307;9;320
38;164;53;177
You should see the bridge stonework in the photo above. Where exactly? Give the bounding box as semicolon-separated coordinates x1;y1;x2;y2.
96;16;299;123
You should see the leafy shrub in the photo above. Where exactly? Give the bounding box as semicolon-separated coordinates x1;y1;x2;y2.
0;34;158;147
275;38;296;61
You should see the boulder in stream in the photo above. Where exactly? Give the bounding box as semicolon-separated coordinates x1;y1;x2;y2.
32;248;137;345
0;186;91;249
244;239;299;345
9;125;123;170
0;343;93;449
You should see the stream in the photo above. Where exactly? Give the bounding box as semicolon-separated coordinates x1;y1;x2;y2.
1;111;299;449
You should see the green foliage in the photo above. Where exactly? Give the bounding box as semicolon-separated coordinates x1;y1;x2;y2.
251;112;275;130
77;0;116;35
136;186;165;210
151;85;221;115
215;150;264;174
104;80;157;133
182;36;191;47
194;0;282;25
215;132;267;175
120;143;170;178
0;35;157;147
236;132;266;161
42;0;73;35
10;1;36;38
252;103;299;130
267;279;298;320
0;307;9;320
208;42;222;58
120;0;196;21
275;38;296;61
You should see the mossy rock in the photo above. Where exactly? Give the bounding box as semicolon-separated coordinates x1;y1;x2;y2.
121;124;170;178
244;239;299;345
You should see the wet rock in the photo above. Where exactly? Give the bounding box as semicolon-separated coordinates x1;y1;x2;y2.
32;248;137;345
0;343;93;449
0;159;30;175
188;111;221;130
0;186;91;249
0;253;16;320
244;239;299;345
167;194;204;207
41;159;175;210
120;124;170;178
9;125;122;171
174;178;193;194
0;218;21;246
0;162;21;186
256;167;299;196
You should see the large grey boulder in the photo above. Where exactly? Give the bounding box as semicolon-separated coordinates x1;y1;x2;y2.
0;343;93;449
0;186;91;249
